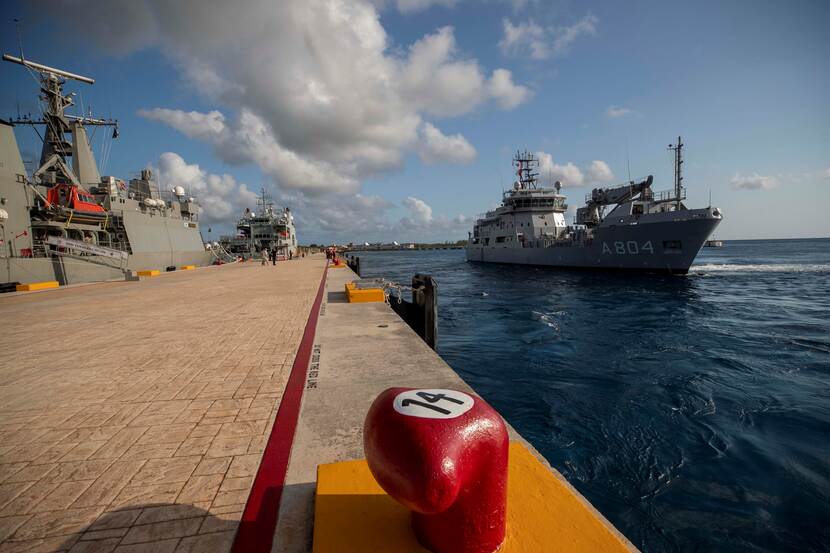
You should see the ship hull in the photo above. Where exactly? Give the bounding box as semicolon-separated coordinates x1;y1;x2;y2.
2;250;215;286
466;215;720;275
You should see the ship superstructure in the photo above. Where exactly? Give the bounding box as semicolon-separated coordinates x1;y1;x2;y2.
219;189;297;260
466;143;722;274
0;53;215;287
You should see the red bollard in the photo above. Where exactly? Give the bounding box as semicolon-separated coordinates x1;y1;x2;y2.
364;388;509;553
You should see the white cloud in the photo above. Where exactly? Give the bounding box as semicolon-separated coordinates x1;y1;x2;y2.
488;68;532;109
418;122;477;165
499;19;549;60
277;190;469;243
730;173;780;190
32;0;530;199
537;152;584;186
399;27;530;117
535;153;616;187
141;108;357;194
605;105;634;118
552;14;598;54
402;196;433;224
586;160;614;183
399;26;488;117
499;14;597;60
158;152;258;223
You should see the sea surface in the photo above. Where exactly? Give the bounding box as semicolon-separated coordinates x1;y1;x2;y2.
355;238;830;553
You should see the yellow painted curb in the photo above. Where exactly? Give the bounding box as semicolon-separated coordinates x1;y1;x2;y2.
313;442;636;553
16;281;59;292
180;265;196;270
137;270;160;277
345;282;385;303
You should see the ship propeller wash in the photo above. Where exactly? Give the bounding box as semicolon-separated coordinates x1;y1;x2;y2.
466;141;722;274
0;53;215;288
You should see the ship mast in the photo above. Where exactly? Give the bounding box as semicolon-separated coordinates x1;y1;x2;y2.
3;53;118;175
513;150;539;190
256;186;274;216
667;136;683;210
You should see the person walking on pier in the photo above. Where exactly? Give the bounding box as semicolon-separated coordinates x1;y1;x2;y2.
261;248;269;266
272;245;278;266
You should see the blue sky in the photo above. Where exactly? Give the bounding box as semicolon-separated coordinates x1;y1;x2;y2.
2;0;828;243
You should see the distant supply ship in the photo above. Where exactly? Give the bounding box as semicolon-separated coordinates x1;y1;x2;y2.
466;139;722;274
218;189;297;260
0;53;214;289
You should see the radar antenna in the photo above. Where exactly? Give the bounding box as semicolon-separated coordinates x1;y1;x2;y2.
3;52;118;174
512;150;539;190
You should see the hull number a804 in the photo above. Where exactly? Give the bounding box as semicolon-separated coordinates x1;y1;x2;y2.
602;241;654;255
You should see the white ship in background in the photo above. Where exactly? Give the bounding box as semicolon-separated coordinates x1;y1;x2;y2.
466;141;722;274
218;189;297;260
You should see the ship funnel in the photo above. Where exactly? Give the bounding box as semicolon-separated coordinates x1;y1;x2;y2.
645;175;653;187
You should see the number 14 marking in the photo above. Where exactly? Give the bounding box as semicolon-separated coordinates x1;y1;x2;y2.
401;391;464;415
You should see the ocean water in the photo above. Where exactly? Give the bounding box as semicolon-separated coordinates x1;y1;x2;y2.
355;239;830;553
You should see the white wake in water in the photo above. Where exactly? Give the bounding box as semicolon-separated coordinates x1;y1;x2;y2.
691;263;830;273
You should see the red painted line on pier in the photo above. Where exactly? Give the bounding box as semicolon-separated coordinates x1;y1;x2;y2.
233;263;328;553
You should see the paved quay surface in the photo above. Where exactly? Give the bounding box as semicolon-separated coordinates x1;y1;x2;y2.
0;257;326;553
272;266;637;553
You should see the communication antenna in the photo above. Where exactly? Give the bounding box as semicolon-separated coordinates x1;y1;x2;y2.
667;136;684;210
626;137;632;183
14;19;24;60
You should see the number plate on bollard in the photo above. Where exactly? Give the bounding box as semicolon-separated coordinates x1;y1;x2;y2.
392;389;474;419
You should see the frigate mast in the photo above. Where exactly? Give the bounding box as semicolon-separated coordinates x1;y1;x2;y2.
513;150;540;190
2;53;118;175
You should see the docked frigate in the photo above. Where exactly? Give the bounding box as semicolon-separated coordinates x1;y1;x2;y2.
0;53;215;289
466;141;722;274
218;189;298;260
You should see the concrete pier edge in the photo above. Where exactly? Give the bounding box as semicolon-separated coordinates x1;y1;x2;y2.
233;264;328;552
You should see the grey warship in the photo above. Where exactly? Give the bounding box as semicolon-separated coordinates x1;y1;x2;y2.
0;53;214;288
466;141;722;274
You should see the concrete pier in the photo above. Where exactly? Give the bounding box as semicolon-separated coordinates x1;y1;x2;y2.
0;258;637;552
0;258;325;552
273;266;637;553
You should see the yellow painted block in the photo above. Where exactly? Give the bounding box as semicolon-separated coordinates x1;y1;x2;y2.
15;281;59;292
180;265;196;270
345;282;385;303
137;270;160;277
313;442;636;553
330;263;346;269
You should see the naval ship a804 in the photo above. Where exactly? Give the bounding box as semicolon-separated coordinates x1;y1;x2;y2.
466;141;722;274
0;53;214;289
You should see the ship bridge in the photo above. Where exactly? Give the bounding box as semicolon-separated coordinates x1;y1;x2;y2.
504;188;567;211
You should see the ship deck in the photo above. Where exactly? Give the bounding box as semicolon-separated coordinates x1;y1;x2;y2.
0;258;325;552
